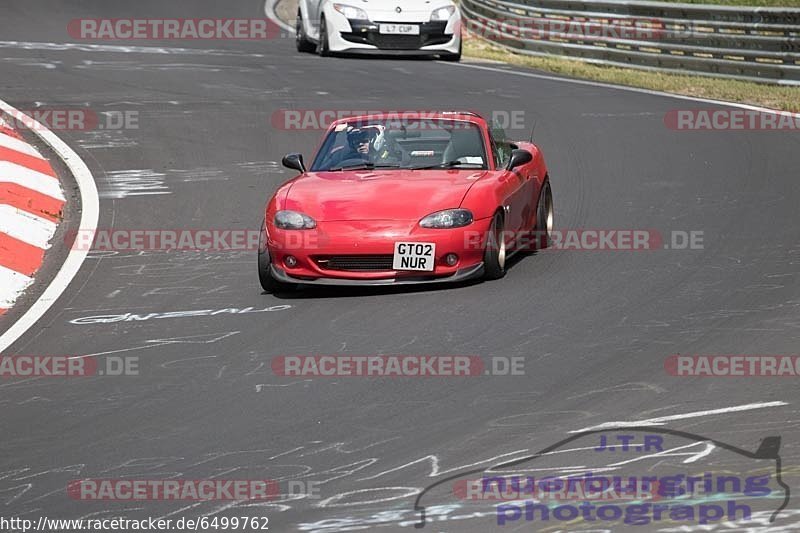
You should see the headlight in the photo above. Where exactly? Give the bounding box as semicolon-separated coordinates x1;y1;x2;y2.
274;210;317;229
430;5;456;21
419;209;473;228
333;3;369;20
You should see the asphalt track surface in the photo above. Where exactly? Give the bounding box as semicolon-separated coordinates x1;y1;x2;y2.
1;1;799;532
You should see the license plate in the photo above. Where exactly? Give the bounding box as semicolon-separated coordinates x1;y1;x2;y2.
379;24;420;35
393;242;435;271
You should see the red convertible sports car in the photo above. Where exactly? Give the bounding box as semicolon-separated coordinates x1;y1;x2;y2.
257;111;553;291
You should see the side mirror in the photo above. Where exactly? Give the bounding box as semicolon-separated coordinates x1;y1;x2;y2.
506;149;532;171
282;153;306;173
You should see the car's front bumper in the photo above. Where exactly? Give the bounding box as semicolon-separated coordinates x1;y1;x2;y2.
265;218;491;284
332;47;458;57
341;20;452;49
326;13;461;55
271;262;483;286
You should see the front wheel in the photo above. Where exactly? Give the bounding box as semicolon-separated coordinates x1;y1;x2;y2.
296;11;315;53
258;223;293;293
483;212;507;280
317;17;330;57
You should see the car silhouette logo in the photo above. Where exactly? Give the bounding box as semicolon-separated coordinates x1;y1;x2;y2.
413;426;789;528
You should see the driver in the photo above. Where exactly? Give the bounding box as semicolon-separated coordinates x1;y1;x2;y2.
350;126;380;158
333;125;399;166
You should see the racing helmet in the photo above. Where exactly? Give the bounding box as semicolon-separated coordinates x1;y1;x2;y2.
346;125;385;153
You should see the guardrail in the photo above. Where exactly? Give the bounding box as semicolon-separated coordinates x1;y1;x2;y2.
460;0;800;84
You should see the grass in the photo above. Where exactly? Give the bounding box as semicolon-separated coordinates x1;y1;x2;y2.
463;37;800;112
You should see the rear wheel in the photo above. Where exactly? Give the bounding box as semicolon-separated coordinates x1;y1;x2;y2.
483;212;507;280
258;223;293;293
296;10;315;53
317;17;331;57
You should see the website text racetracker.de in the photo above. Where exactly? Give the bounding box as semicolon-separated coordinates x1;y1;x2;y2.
67;478;320;501
454;477;663;503
665;109;800;131
0;356;138;377
271;109;526;131
272;355;525;377
0;516;270;532
462;16;672;42
480;473;773;526
68;229;265;252
2;109;138;131
64;229;703;252
68;479;279;501
473;230;704;251
68;18;281;40
666;354;800;377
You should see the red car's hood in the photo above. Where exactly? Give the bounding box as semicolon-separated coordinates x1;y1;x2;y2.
284;169;488;221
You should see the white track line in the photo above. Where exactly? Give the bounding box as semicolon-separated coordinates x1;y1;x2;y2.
0;161;66;200
570;401;789;433
0;265;33;309
0;100;99;354
0;205;57;248
0;132;44;158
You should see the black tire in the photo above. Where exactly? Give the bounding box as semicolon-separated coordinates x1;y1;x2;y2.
317;17;330;57
533;181;554;250
257;223;292;293
296;10;316;53
483;212;507;280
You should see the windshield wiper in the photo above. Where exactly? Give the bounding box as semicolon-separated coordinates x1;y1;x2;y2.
330;162;374;171
328;162;402;171
410;160;481;170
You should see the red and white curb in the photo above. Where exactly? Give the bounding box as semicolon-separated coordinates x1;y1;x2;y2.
0;115;65;315
0;101;98;354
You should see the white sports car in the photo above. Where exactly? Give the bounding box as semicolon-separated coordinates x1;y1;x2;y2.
296;0;461;60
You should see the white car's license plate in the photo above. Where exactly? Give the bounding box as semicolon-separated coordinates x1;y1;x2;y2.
379;24;420;35
393;242;435;271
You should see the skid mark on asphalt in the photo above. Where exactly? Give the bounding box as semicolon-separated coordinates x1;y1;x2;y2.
98;169;169;198
159;355;218;369
236;161;283;174
109;261;212;275
170;168;228;182
571;401;789;432
255;380;312;391
0;41;267;58
148;331;241;345
140;286;205;297
76;130;138;150
67;305;292;325
566;382;667;401
200;82;289;98
1;57;61;69
1;428;791;530
76;60;263;74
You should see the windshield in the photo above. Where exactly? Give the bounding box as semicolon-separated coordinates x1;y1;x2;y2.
310;118;488;171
